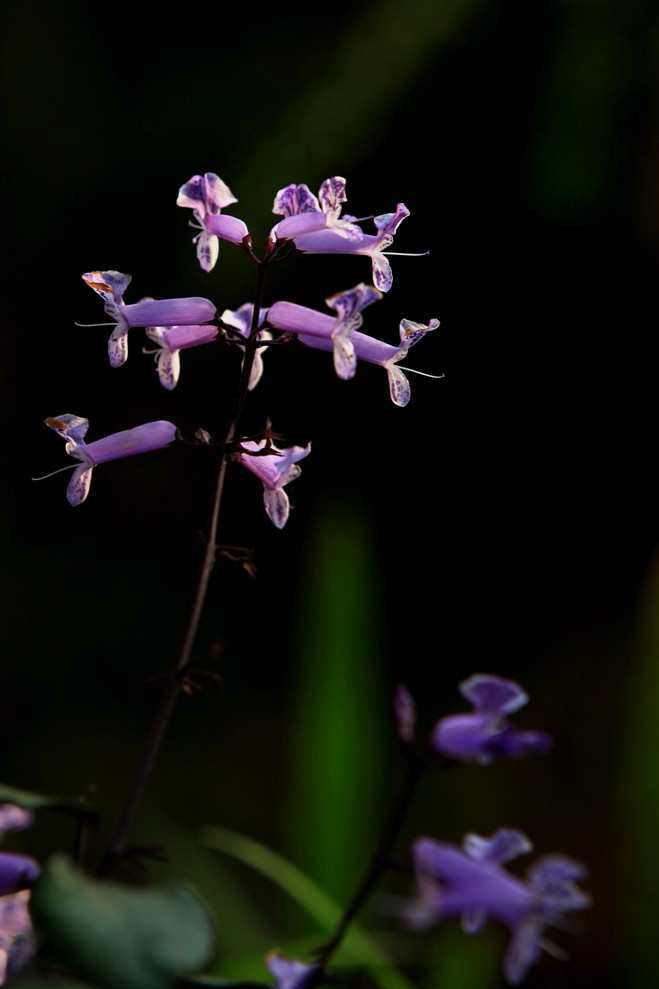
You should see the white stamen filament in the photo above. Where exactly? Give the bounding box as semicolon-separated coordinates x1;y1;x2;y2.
397;366;445;379
382;250;430;257
74;321;116;327
31;464;79;481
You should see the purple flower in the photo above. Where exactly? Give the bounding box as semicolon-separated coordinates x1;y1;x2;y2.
267;283;383;380
0;807;33;843
293;204;410;293
431;675;552;764
239;439;311;529
0;890;35;984
298;317;439;407
42;415;177;506
393;684;416;744
145;324;219;390
177;173;250;271
407;830;590;984
220;303;271;390
270;176;363;244
81;270;216;367
0;855;39;898
268;294;438;404
266;951;322;989
270;178;409;291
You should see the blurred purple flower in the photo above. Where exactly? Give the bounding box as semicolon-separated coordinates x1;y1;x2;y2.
431;675;552;764
0;807;33;843
177;172;250;271
41;415;177;506
0;855;39;897
406;829;590;984
0;890;35;984
394;684;416;744
81;270;216;367
145;324;219;390
267;951;322;989
239;439;311;529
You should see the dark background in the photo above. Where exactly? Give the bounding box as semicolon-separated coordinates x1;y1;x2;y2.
3;1;659;986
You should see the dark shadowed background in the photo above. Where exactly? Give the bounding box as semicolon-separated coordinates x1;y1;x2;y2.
3;1;659;986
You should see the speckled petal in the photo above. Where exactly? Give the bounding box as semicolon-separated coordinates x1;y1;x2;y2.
333;336;356;380
177;173;238;217
156;349;181;390
318;176;348;214
45;414;89;446
387;365;411;406
372;252;393;292
196;230;219;272
82;270;132;305
264;487;290;529
66;463;94;506
108;323;129;367
373;203;410;235
272;183;320;217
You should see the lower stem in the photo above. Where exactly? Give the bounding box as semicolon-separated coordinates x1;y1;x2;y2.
98;262;269;876
314;756;425;965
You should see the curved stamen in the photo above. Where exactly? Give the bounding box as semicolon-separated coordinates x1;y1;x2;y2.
382;250;430;257
31;463;79;481
396;366;445;379
74;321;116;327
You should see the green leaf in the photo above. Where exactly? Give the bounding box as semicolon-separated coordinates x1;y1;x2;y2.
30;855;215;989
200;826;416;989
0;783;96;816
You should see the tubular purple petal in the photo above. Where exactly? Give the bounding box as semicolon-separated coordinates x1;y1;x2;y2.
119;297;215;328
83;421;177;464
204;213;250;245
267;301;335;339
150;325;219;351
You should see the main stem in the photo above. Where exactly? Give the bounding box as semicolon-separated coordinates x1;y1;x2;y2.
99;260;270;876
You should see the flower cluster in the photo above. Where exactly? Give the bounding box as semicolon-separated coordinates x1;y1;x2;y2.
40;172;439;519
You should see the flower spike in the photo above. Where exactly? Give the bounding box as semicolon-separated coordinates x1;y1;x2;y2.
43;415;177;505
